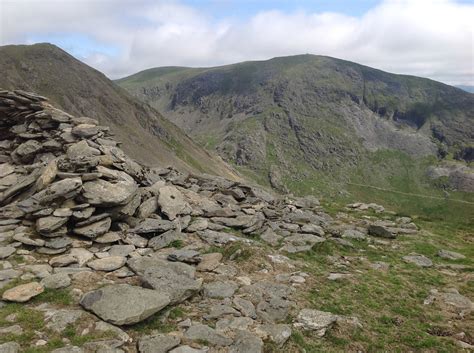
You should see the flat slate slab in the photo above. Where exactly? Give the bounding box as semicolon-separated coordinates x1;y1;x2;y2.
79;284;170;325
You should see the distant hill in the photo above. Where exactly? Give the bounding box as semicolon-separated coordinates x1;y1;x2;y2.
118;55;474;195
456;85;474;93
0;43;238;179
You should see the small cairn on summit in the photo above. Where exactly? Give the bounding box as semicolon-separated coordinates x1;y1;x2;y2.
0;90;415;352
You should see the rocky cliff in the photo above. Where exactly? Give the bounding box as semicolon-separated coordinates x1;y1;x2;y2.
118;55;474;194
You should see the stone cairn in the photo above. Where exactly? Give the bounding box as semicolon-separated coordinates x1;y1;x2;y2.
0;90;418;352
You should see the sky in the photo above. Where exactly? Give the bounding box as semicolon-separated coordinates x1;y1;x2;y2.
0;0;473;85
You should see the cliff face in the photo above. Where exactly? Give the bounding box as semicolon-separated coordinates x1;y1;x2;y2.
118;55;474;193
0;43;239;180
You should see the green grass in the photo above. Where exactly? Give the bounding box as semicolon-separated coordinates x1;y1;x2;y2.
284;199;473;353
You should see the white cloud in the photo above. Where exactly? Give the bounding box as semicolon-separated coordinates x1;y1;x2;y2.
0;0;473;84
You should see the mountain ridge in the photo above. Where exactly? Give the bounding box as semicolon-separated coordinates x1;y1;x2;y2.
0;43;239;180
117;54;474;195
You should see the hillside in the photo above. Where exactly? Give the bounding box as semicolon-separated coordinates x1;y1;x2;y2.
0;90;472;353
118;55;474;196
0;43;238;180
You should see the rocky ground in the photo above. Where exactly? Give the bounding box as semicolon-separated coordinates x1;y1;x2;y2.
0;90;472;353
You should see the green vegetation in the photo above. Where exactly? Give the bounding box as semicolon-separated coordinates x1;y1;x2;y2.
283;202;473;353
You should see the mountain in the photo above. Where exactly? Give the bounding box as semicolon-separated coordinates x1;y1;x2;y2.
456;85;474;93
117;55;473;195
0;43;238;180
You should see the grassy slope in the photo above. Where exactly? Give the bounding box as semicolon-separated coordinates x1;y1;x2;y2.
0;43;239;180
117;55;473;198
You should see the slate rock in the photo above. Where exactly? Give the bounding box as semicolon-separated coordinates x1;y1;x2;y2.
0;246;15;259
438;249;465;260
82;179;137;207
157;185;189;220
203;281;238;299
368;224;396;239
229;330;262;353
2;282;44;302
294;309;338;337
138;334;181;353
132;218;174;235
74;217;111;238
80;284;170;325
185;324;233;346
148;229;186;250
40;273;71;289
0;342;21;353
403;253;433;267
128;256;202;304
87;256;127;271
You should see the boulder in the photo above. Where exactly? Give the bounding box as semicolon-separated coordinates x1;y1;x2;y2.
74;217;111;238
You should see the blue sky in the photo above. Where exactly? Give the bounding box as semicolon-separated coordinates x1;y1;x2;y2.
1;0;473;84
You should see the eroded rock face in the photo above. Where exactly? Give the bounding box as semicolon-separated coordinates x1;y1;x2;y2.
79;284;170;325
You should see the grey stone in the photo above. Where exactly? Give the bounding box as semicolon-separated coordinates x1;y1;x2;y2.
138;334;180;353
168;249;201;264
36;216;68;235
82;179;137;207
196;253;222;272
40;273;71;289
185;324;233;346
0;325;23;336
0;342;21;353
403;253;433;267
44;237;72;249
49;254;78;267
157;185;189;220
2;282;44;302
74;217;111;238
205;305;241;320
71;123;99;137
80;284;170;325
169;346;206;353
260;228;282;247
438;249;466;260
44;309;83;332
148;229;186;250
109;245;135;257
258;324;292;347
197;229;247;246
368;224;396;239
19;177;82;212
229;330;262;353
0;246;15;260
132;218;174;235
128;256;202;304
203;281;238;298
186;218;208;232
137;197;157;219
294;309;338;337
233;297;257;318
87;256;127;271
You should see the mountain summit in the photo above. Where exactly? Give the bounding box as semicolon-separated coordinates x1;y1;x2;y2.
118;54;473;194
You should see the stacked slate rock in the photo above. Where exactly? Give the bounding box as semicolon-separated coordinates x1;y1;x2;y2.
0;90;412;352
